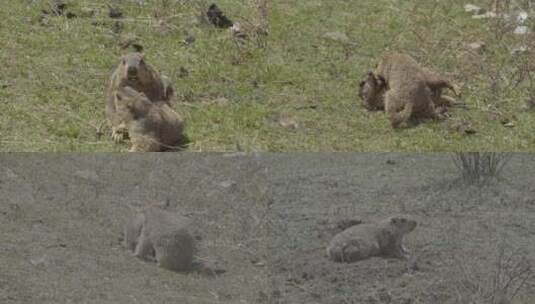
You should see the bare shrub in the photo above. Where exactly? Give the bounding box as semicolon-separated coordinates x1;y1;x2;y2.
452;152;511;183
454;240;533;304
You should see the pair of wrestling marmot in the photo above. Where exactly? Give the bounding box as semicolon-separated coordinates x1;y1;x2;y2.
105;53;185;152
359;52;458;128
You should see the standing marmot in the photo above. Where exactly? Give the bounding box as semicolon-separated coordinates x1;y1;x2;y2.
373;52;443;128
106;52;175;141
114;86;185;152
125;203;195;272
326;216;417;263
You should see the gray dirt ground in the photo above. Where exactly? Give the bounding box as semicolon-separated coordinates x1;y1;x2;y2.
1;154;534;304
0;153;269;304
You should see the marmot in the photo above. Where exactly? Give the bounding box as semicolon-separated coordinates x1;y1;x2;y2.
125;203;195;272
373;52;445;128
114;86;185;152
359;69;457;111
326;216;417;263
106;52;175;141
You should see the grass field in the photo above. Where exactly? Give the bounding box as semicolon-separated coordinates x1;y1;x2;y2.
0;0;533;151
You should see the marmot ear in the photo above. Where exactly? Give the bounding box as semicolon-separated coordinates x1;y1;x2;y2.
116;93;122;101
390;217;398;224
359;80;366;87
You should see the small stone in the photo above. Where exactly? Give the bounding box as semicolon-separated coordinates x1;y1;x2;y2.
513;26;530;35
322;31;350;44
279;114;299;130
183;35;196;45
466;41;486;53
516;11;528;24
511;46;528;56
502;121;515;128
74;169;99;182
118;34;142;50
464;4;485;15
80;8;96;18
218;180;236;188
472;12;497;19
108;6;123;19
3;167;17;179
30;255;48;266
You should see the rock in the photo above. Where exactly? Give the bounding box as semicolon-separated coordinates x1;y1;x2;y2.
218;180;236;188
513;26;530;35
30;255;48;266
74;169;99;182
464;4;485;15
3;167;17;179
108;5;123;19
511;46;528;56
50;0;66;16
206;4;233;28
447;119;476;135
80;7;96;18
322;31;350;44
502;121;515;128
516;11;528;24
178;67;189;78
466;41;486;53
183;35;196;45
278;114;299;130
118;34;142;51
472;12;498;19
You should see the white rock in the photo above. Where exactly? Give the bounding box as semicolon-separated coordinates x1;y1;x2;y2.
466;41;486;52
218;180;236;188
511;46;528;56
30;255;48;266
516;11;528;24
464;4;485;15
74;169;99;182
472;12;497;19
513;26;530;35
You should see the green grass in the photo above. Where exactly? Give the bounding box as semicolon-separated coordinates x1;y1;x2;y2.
0;0;533;151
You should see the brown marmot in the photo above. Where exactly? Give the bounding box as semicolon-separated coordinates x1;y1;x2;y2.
373;52;446;128
326;216;417;263
359;61;458;113
114;86;185;152
106;52;175;141
125;203;195;272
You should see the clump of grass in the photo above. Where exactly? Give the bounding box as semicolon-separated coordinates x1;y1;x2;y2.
452;152;510;184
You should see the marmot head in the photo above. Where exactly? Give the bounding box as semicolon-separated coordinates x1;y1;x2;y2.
358;71;387;110
120;53;151;86
388;216;417;234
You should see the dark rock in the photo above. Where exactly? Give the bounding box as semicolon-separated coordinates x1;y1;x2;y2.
206;4;233;28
